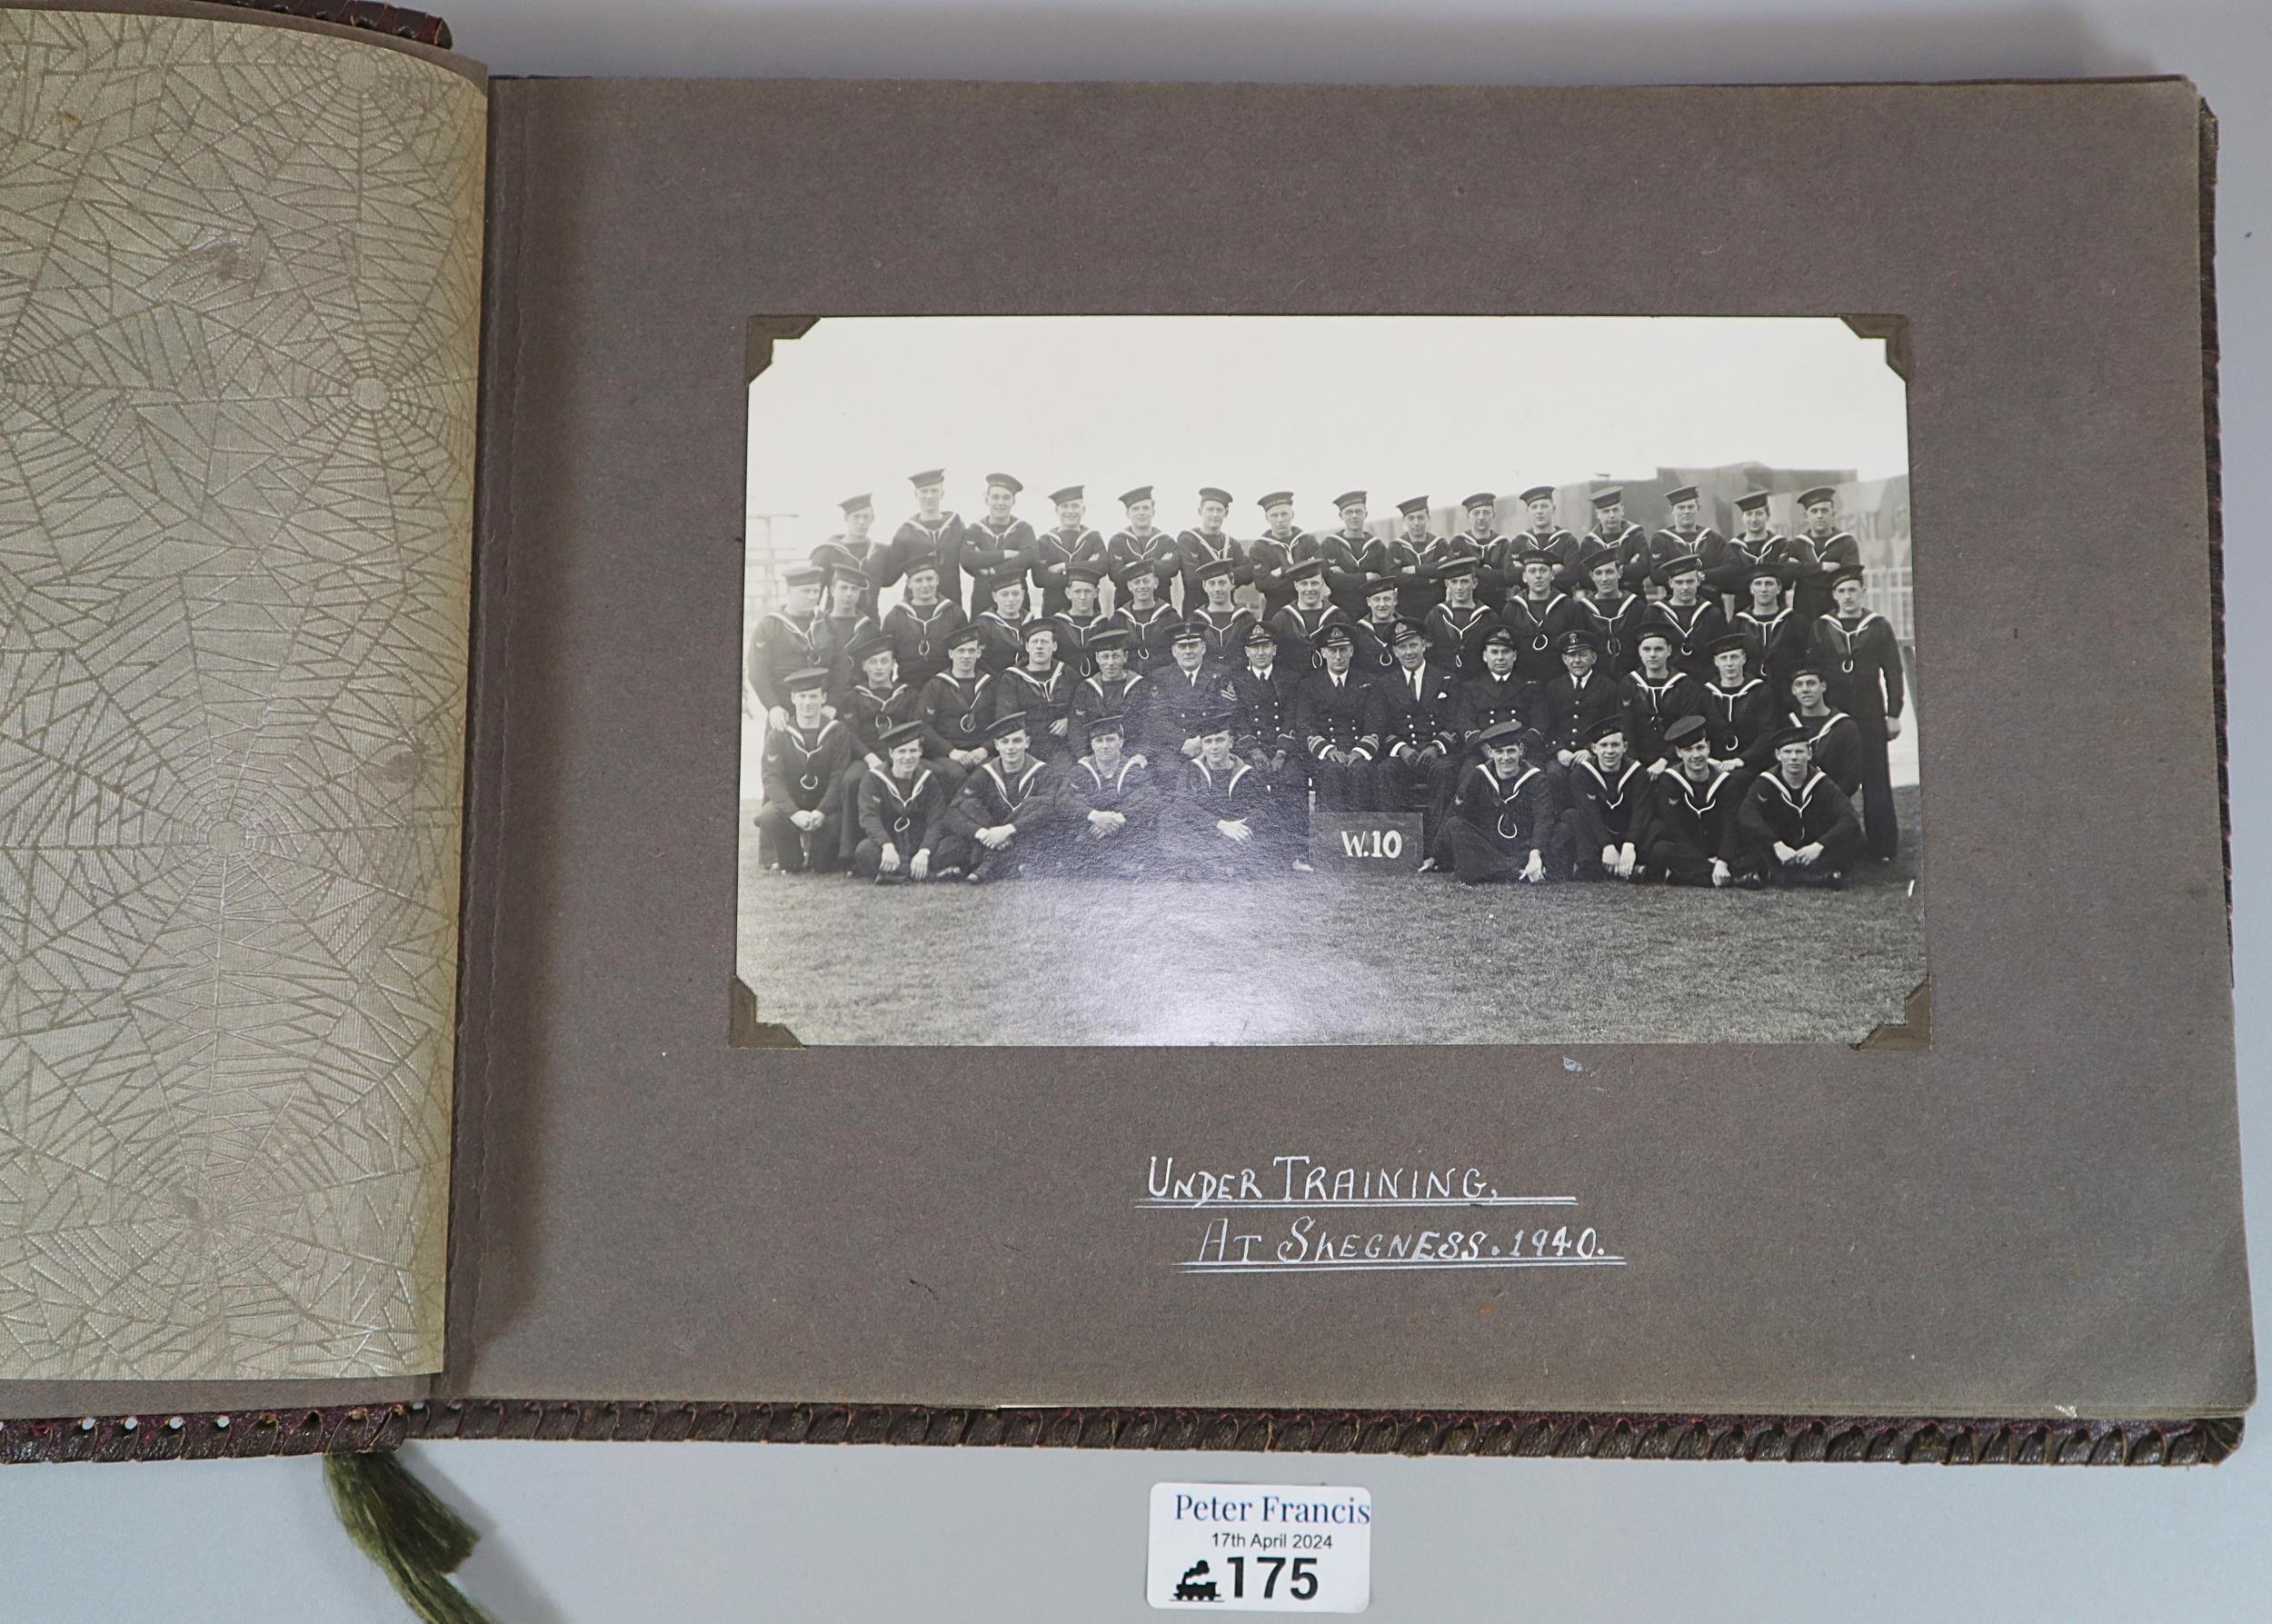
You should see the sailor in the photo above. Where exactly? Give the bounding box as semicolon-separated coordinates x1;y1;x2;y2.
1534;626;1622;770
1812;565;1906;859
1560;714;1648;881
1055;711;1159;876
852;720;949;883
1267;557;1350;671
1642;483;1725;590
916;623;999;784
1734;559;1807;696
1453;492;1510;609
1164;712;1274;879
1572;542;1646;675
878;551;966;689
815;562;880;682
1349;575;1409;685
1292;623;1379;813
1785;662;1864;797
1051;563;1109;678
745;563;831;726
997;619;1077;762
755;667;859;873
970;570;1031;674
1108;557;1181;670
1424;553;1502;675
1634;713;1741;887
1247;491;1312;621
935;711;1064;881
1702;488;1782;606
1512;483;1582;593
1071;627;1151;745
1430;722;1563;885
831;629;921;862
1784;484;1864;623
1577;486;1649;595
1500;547;1576;684
1105;485;1180;610
1187;554;1259;665
882;468;968;608
1734;724;1863;887
961;473;1039;615
1383;495;1442;621
1642;552;1728;682
1175;486;1247;610
1698;630;1779;774
1032;484;1107;617
811;493;885;618
1619;624;1709;774
1319;490;1388;618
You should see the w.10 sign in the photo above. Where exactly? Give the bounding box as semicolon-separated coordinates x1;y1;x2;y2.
1310;813;1424;873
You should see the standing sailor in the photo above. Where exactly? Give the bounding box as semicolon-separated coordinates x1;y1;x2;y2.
1105;485;1180;611
1812;565;1905;859
1642;553;1728;682
1500;548;1576;685
1175;487;1247;611
1453;492;1510;610
1572;543;1646;675
1319;491;1387;619
1268;558;1351;671
879;552;966;689
1248;491;1312;621
812;493;885;619
1051;563;1109;678
883;469;968;608
1734;559;1806;697
1031;485;1107;616
1109;560;1181;672
1424;553;1502;676
1512;483;1582;593
1384;496;1442;621
962;473;1039;615
1784;484;1863;623
1702;488;1781;607
745;563;831;727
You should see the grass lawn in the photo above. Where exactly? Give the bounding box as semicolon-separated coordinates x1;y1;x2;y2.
736;787;1925;1046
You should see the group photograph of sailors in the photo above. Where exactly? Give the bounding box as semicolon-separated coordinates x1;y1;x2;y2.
737;316;1924;1045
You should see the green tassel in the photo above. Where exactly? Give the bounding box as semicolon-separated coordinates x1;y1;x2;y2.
324;1449;496;1624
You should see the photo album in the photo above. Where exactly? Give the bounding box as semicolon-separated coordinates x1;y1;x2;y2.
0;0;2249;1465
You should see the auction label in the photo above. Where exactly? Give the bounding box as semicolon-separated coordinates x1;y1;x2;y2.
1148;1483;1371;1612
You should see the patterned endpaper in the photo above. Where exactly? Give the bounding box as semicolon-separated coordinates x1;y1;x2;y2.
0;8;483;1379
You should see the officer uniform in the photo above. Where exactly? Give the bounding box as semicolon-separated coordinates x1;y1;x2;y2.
962;474;1040;615
1291;624;1380;812
1146;623;1239;764
1531;628;1621;762
1228;623;1307;862
883;469;969;607
1453;630;1535;742
1735;725;1864;885
1634;714;1745;885
1812;568;1906;859
852;721;952;882
756;668;860;873
1430;722;1565;883
1032;486;1107;616
934;712;1065;880
1559;716;1649;881
1368;624;1462;841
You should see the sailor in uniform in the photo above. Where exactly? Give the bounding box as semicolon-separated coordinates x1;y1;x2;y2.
1578;486;1649;595
882;469;968;609
1785;662;1864;798
935;711;1065;882
1423;553;1502;676
878;551;965;689
1783;485;1864;623
1055;711;1159;877
1108;559;1180;671
962;473;1039;615
1430;722;1563;885
1051;563;1109;678
1635;714;1742;887
1733;560;1806;697
1267;558;1350;671
1500;548;1576;685
1811;565;1906;859
1383;496;1442;622
745;563;831;728
831;629;920;862
970;571;1031;674
1453;492;1510;610
1349;575;1408;686
1229;621;1306;865
1641;553;1728;682
852;720;949;882
1734;723;1863;887
1105;485;1180;611
1560;714;1648;881
1701;488;1782;608
1163;712;1276;879
998;620;1076;762
1175;487;1246;611
1699;631;1779;776
1247;491;1313;621
1319;491;1388;619
1032;484;1107;617
811;493;886;619
755;667;859;873
1573;543;1646;675
915;623;999;786
1071;627;1150;746
1511;483;1582;593
1187;555;1258;666
1618;625;1708;775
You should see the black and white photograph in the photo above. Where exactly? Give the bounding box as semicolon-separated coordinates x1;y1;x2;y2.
739;316;1923;1044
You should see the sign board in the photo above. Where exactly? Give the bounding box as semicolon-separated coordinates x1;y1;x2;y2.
1310;812;1423;873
